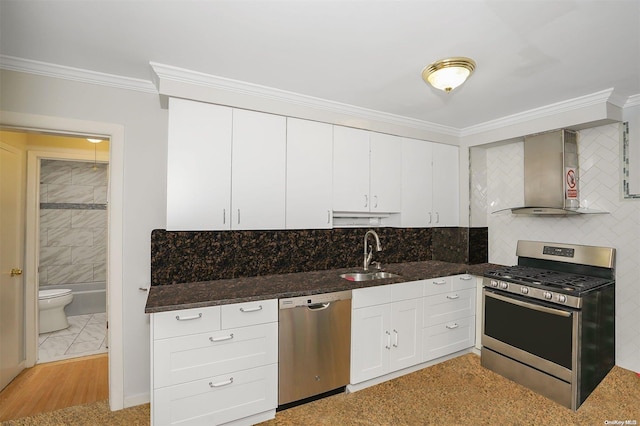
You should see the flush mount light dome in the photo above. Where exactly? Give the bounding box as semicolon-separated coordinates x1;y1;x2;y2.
422;57;476;93
87;138;103;143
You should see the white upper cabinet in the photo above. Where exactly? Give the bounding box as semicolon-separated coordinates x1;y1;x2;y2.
432;143;459;227
401;138;433;227
400;138;459;227
286;118;333;229
333;126;402;213
369;132;402;213
166;99;286;231
167;98;232;231
333;126;370;212
232;109;286;230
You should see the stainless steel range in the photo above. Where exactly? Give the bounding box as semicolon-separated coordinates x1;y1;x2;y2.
481;240;615;410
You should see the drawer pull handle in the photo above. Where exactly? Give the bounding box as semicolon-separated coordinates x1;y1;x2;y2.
240;305;263;313
446;323;459;330
393;329;399;348
209;333;234;343
385;330;391;350
209;377;233;388
175;313;202;321
433;280;447;285
460;275;473;281
446;294;460;300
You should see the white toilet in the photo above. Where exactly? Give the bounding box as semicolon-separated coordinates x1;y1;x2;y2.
38;289;73;334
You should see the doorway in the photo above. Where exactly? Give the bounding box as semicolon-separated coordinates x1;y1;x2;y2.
36;150;109;363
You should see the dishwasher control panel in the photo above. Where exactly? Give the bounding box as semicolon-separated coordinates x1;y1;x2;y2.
279;290;352;309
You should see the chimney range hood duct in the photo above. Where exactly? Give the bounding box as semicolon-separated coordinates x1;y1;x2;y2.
494;129;606;215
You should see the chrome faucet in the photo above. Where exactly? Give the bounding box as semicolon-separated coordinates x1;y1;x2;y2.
363;230;382;270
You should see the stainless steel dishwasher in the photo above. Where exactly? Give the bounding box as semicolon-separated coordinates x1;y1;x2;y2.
278;290;352;406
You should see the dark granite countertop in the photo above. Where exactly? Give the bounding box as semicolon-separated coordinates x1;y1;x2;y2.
145;261;502;313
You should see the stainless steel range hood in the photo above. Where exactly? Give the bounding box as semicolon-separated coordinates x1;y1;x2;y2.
494;129;606;215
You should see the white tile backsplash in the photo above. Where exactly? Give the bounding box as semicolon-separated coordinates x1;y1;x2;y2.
482;123;640;373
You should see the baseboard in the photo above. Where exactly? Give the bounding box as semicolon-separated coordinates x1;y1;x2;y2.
123;392;150;409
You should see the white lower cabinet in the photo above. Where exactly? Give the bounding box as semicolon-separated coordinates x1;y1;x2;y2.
351;282;422;384
422;275;476;362
351;275;476;387
151;300;278;426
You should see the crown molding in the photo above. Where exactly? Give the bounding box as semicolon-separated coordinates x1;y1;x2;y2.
460;89;617;137
149;62;460;138
625;94;640;108
0;55;157;94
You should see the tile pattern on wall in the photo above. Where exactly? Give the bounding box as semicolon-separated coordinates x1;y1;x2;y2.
485;123;640;373
39;160;108;293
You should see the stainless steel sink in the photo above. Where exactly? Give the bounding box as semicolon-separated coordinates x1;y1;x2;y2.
340;271;401;282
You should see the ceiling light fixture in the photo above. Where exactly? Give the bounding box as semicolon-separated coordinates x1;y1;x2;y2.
87;138;103;143
422;57;476;93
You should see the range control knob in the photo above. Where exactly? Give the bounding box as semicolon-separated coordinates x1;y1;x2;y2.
521;287;529;295
543;291;553;300
557;294;567;303
490;280;498;288
499;282;508;289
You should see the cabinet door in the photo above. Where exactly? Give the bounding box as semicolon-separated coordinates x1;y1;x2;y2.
286;118;333;229
370;132;402;213
166;98;232;230
333;126;370;212
350;304;391;384
432;143;459;227
232;109;286;230
390;298;423;372
401;138;433;227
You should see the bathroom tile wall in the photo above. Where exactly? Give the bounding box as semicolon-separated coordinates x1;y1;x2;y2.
39;160;108;302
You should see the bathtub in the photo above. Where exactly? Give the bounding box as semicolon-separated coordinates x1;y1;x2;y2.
43;282;106;316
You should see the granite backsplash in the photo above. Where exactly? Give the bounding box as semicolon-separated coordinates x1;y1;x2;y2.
151;227;488;286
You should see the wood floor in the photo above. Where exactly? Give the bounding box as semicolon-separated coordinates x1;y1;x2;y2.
0;354;108;422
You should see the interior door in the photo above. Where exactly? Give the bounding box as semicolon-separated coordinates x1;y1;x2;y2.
0;142;26;390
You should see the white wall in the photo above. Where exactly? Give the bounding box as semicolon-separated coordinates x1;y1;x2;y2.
485;123;640;373
0;69;167;404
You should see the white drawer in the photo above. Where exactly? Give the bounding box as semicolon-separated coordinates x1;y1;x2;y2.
423;276;453;296
221;299;277;329
153;305;221;340
153;363;277;426
154;322;278;388
422;315;475;362
352;285;392;309
391;280;422;302
451;274;476;291
423;288;475;328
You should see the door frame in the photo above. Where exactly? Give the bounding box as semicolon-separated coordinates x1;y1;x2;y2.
0;110;125;411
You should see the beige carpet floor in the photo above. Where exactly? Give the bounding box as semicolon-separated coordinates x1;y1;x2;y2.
3;353;638;425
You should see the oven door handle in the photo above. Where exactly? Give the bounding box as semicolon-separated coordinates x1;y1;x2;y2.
484;289;572;317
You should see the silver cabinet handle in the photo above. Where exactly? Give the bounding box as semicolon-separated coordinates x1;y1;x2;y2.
175;313;202;321
446;294;460;300
385;330;391;349
209;378;233;388
138;287;149;292
446;323;459;330
209;333;234;343
223;208;226;224
435;212;440;223
433;280;447;285
393;329;398;348
237;209;240;224
327;210;331;224
239;305;262;313
374;195;378;208
428;212;432;224
364;194;368;208
460;275;473;281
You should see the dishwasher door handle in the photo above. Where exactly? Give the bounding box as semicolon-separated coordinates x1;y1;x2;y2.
307;302;331;311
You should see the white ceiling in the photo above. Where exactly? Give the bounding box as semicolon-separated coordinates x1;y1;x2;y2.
1;0;639;130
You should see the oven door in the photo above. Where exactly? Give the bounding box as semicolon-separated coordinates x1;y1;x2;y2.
482;288;579;382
